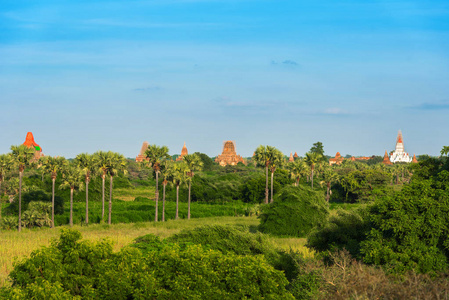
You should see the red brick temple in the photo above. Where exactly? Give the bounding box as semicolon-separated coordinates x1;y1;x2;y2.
382;150;393;165
22;132;43;160
136;141;149;162
215;141;246;166
176;142;188;161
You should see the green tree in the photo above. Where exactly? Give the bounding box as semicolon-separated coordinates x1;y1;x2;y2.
169;161;189;219
305;152;323;189
441;146;449;156
254;145;278;204
10;145;36;232
320;165;339;203
74;153;97;225
183;154;204;219
0;154;13;222
40;156;67;228
95;151;109;221
288;159;309;186
268;149;284;203
60;164;84;226
310;141;325;157
160;160;173;222
145;145;170;222
105;152;127;225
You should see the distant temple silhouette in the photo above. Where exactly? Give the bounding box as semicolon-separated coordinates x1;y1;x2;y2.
388;130;413;164
215;141;246;166
136;141;149;162
176;142;188;161
22;132;43;160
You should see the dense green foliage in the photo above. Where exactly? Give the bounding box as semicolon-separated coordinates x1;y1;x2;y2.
307;208;371;258
6;190;64;215
360;172;449;273
1;228;294;299
259;185;328;237
309;155;449;274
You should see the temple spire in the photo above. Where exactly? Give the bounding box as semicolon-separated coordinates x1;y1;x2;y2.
383;150;392;165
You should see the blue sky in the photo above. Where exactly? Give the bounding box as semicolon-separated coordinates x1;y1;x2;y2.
1;0;448;158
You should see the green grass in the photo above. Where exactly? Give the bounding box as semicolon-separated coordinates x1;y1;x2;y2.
53;196;252;226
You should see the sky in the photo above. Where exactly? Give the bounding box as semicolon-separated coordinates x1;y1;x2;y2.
1;0;448;158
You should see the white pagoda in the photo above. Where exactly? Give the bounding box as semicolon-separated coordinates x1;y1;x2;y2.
390;130;412;163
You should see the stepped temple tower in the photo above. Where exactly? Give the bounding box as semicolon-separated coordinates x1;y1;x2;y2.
412;154;418;163
22;132;43;160
288;152;294;162
136;141;149;162
293;152;299;159
176;142;188;161
383;150;393;165
389;130;412;163
215;141;246;166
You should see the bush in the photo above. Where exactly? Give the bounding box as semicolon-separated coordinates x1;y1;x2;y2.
360;176;449;274
6;190;64;215
259;185;328;237
307;208;371;259
2;228;295;299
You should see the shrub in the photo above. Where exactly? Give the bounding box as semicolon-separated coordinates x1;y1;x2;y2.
2;228;295;299
307;208;371;259
6;190;64;215
360;177;449;274
259;185;328;237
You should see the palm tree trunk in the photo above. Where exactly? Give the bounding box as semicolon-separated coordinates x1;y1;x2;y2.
311;166;314;189
326;182;330;203
270;171;274;203
0;181;2;221
155;171;159;222
108;175;113;225
176;184;179;220
162;182;166;222
51;177;55;228
188;180;191;219
101;174;105;221
70;188;74;227
265;164;269;204
296;177;299;186
85;179;89;225
18;170;23;232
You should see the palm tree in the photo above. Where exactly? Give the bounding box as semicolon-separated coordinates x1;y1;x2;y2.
320;166;339;203
104;152;127;225
95;151;110;222
10;145;36;232
170;161;188;220
305;152;323;189
60;163;84;226
0;154;13;222
288;159;308;186
145;145;170;222
160;160;174;222
254;145;276;204
74;153;97;225
183;154;203;219
268;149;284;203
39;156;67;228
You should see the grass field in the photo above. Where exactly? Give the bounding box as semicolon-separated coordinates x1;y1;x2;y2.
0;215;311;288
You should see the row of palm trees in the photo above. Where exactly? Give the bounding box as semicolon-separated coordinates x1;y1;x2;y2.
0;146;127;231
143;145;203;222
253;145;325;204
253;145;416;204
